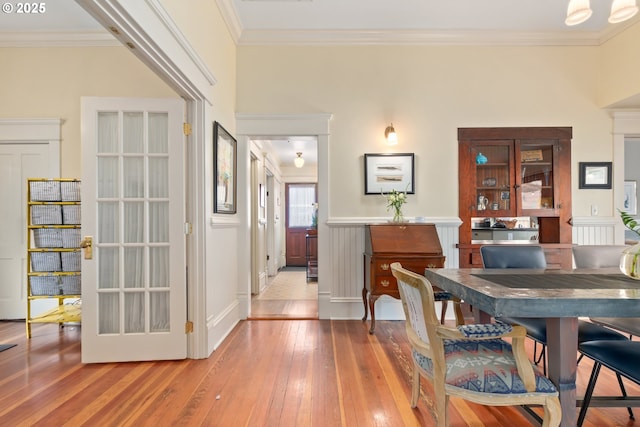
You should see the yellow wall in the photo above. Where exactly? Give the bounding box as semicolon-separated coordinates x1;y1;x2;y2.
0;46;177;177
600;21;640;108
160;0;237;132
237;44;615;217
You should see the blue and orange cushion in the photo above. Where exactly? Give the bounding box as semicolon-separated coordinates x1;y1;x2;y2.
413;338;557;394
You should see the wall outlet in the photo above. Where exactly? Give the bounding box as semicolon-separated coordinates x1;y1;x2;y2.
591;204;598;216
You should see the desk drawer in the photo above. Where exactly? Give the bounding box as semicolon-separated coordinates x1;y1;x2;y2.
371;276;399;295
373;257;445;275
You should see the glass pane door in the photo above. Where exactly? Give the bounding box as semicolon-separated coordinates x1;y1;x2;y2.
81;96;185;363
520;144;554;210
96;111;171;334
474;144;512;213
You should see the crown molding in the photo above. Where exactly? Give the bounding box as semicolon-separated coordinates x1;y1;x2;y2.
216;0;242;44
0;31;118;47
235;28;611;46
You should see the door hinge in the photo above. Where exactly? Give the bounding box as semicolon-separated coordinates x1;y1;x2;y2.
184;222;192;235
185;321;194;334
183;123;192;136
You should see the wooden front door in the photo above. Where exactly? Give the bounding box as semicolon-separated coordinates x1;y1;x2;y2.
285;183;316;266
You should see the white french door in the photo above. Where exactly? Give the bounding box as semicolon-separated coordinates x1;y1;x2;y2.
81;97;186;363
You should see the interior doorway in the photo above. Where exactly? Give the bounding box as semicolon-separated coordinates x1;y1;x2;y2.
249;137;319;319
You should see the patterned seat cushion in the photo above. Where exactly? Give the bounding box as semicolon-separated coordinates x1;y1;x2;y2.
458;322;512;338
433;291;453;301
413;339;557;394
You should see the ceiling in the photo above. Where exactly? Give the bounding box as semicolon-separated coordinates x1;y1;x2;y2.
2;1;637;44
231;0;626;33
1;0;638;165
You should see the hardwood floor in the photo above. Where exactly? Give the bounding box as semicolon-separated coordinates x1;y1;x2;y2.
250;268;318;319
1;319;638;426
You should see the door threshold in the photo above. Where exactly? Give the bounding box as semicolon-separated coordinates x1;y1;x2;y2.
248;316;319;321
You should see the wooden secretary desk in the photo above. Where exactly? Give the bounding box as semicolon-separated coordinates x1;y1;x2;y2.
363;223;446;333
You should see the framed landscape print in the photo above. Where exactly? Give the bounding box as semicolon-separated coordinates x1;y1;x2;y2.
213;121;237;214
364;153;415;195
578;162;612;189
624;180;637;215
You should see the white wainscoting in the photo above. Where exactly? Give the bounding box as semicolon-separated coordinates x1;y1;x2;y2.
571;216;619;245
325;217;460;320
324;216;619;320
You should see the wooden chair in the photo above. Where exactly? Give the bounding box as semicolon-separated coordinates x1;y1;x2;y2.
480;245;628;375
390;262;561;427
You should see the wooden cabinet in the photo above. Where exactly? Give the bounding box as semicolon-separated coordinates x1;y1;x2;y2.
363;224;445;333
26;178;82;338
457;127;573;269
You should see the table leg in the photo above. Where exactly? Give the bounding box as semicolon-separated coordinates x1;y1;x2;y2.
474;309;492;324
546;317;579;427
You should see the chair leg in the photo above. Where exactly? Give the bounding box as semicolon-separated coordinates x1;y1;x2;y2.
543;395;562;427
533;342;547;375
411;361;420;408
440;300;448;325
578;361;602;427
615;372;635;420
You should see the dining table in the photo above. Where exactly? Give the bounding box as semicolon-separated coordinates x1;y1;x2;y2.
422;267;640;427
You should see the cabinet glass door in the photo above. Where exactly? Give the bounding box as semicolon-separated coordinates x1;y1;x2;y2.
474;144;512;213
519;143;554;211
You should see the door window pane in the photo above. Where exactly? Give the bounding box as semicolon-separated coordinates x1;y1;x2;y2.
288;184;316;227
123;112;144;153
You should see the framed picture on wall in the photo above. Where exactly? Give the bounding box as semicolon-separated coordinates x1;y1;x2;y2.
624;180;637;215
364;153;415;195
213;121;237;214
578;162;612;189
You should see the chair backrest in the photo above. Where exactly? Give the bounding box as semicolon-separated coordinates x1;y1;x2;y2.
572;245;629;268
390;262;440;346
480;245;547;269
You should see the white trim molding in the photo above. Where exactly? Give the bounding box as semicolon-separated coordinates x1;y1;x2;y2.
0;118;61;178
0;31;118;47
612;111;640;244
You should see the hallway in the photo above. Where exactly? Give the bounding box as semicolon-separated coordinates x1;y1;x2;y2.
250;267;318;319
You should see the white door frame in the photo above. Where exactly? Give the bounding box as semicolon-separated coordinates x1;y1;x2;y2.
236;114;332;319
613;111;640;243
0;119;61;320
77;0;216;358
0;119;61;171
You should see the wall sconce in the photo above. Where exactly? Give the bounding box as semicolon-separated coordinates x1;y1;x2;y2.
294;152;305;168
384;123;398;145
565;0;638;26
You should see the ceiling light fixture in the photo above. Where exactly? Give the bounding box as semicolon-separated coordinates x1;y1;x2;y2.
294;152;305;168
565;0;593;26
565;0;638;25
609;0;639;23
384;123;398;145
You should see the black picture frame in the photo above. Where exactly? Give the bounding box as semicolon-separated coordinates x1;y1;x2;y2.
578;162;612;189
213;121;237;214
364;153;415;195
